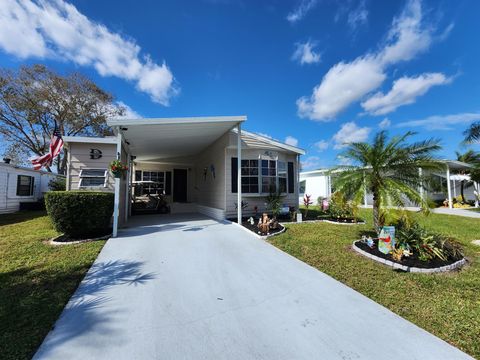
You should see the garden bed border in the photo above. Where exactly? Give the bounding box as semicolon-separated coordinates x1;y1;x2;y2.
48;233;111;245
230;220;286;240
352;240;467;273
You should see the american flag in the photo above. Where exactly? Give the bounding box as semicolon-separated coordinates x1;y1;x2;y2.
31;122;64;170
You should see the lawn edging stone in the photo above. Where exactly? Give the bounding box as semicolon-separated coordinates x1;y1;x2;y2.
352;240;467;273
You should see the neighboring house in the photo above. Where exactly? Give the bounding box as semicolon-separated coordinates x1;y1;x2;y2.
0;160;61;214
64;116;305;236
299;169;332;204
299;160;479;208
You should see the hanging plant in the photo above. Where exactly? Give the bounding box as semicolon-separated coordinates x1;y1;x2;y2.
109;159;128;178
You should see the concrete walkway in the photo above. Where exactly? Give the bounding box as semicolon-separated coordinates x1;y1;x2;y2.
34;214;472;360
432;207;480;218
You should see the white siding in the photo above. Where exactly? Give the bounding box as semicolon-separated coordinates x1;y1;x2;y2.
193;132;229;210
67;142;116;191
224;147;299;218
300;173;331;205
0;163;61;214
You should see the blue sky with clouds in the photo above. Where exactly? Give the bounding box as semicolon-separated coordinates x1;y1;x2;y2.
0;0;479;170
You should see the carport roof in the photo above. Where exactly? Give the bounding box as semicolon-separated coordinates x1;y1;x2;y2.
107;116;246;161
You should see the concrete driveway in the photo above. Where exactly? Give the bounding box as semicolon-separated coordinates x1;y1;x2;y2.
34;214;472;360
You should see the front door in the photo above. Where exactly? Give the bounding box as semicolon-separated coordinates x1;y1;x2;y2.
173;169;188;202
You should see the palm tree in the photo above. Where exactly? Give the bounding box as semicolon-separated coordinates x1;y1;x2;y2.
333;131;443;230
455;150;480;203
463;122;480;143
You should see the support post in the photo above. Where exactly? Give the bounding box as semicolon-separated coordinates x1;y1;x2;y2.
112;129;122;237
124;150;130;224
474;181;479;208
363;173;368;207
446;165;452;209
237;123;242;224
418;167;424;200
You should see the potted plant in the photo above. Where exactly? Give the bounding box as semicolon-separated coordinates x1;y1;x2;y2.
109;159;128;178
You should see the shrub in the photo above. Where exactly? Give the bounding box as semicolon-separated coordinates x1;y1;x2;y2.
266;190;282;219
328;192;357;219
45;191;114;238
394;218;464;262
48;177;66;191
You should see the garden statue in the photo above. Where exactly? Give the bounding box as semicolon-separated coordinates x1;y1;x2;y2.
248;217;254;225
258;213;271;235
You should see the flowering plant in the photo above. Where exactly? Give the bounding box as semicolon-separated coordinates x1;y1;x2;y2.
109;159;128;177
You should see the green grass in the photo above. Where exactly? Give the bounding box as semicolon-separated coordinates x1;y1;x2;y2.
271;208;480;358
0;211;105;360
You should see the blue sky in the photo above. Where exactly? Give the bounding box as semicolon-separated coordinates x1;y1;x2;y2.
0;0;479;169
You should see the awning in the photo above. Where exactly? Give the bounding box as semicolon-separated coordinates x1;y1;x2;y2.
107;116;246;161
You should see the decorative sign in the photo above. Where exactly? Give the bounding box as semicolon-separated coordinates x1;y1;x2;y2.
378;226;395;254
262;150;278;160
210;164;215;179
90;149;103;160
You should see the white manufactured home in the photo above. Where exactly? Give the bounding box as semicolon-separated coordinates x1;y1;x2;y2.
299;160;479;208
0;161;61;214
64;116;305;236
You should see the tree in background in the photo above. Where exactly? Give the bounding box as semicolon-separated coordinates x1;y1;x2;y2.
463;122;480;144
0;64;125;173
333;131;444;230
455;150;480;203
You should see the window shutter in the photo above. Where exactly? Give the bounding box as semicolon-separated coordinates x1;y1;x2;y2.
165;171;172;195
231;157;238;193
288;162;294;193
30;177;35;196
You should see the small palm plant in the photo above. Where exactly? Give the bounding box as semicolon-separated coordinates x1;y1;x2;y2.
332;131;443;230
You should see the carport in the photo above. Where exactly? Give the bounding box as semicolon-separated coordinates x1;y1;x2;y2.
106;116;246;237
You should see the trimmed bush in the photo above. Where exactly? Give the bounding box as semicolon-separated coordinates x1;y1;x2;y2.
45;191;114;238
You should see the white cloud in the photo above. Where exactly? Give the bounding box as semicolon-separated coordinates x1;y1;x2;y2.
378;118;391;129
285;136;299;147
347;0;369;30
301;156;322;170
396;113;480;130
292;41;321;65
362;73;451;115
297;0;435;121
115;101;142;119
333;122;371;149
287;0;318;23
314;140;329;151
0;0;178;106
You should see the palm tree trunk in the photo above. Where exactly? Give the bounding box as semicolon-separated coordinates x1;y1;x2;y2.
460;181;466;203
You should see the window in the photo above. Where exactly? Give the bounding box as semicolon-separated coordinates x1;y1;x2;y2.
16;175;34;196
135;171;166;195
261;160;277;193
79;169;107;188
299;180;306;194
241;160;259;193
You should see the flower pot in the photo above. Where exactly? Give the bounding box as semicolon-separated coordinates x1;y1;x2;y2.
112;171;124;179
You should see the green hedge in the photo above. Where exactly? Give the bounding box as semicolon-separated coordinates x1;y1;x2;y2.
45;191;114;238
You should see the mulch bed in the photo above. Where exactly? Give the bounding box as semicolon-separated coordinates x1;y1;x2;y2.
241;221;285;236
355;239;462;269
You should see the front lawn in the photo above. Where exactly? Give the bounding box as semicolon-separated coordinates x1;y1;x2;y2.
271;208;480;358
0;211;105;360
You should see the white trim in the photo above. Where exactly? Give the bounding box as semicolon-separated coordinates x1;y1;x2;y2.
107;115;246;127
233;129;305;155
63;136;117;144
